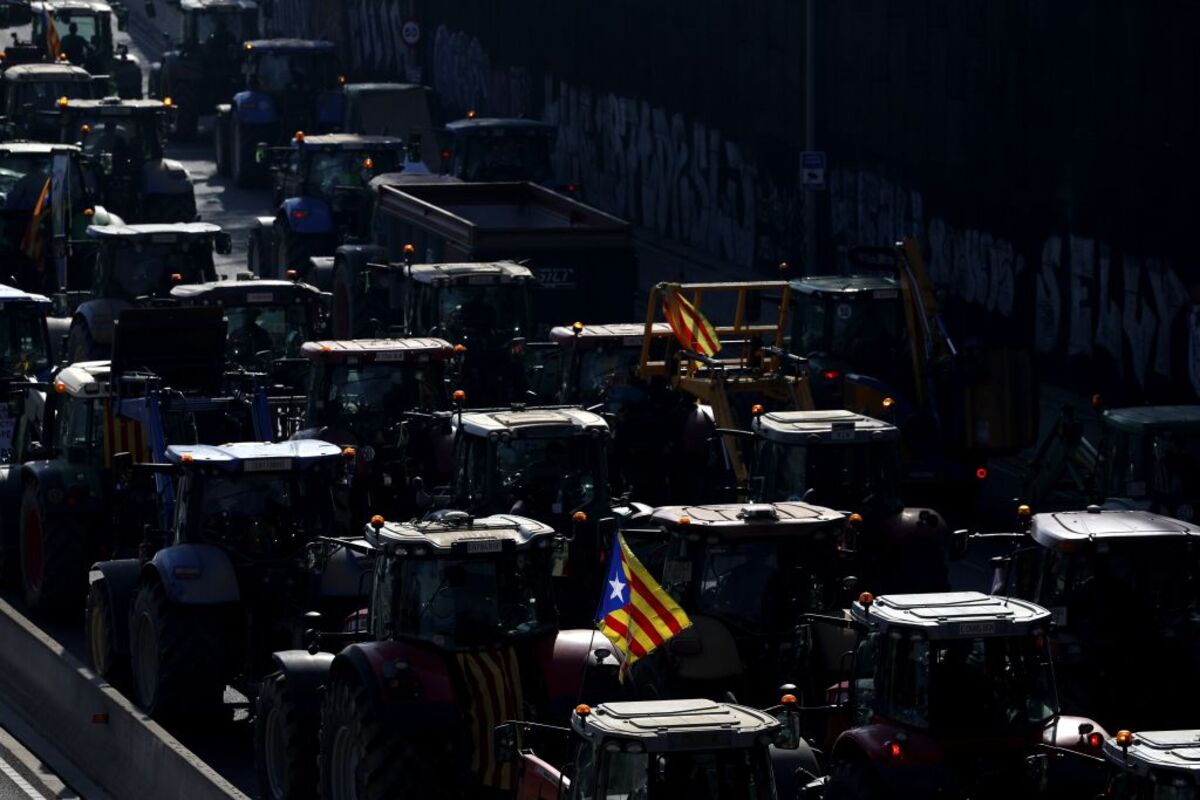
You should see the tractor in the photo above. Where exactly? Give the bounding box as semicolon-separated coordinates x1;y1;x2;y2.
812;591;1108;800
332;259;535;407
747;409;954;594
65;222;230;361
1101;729;1200;799
254;511;621;800
48;97;196;223
212;38;342;188
0;62;101;140
789;242;1039;513
30;0;140;98
145;0;260;139
990;508;1200;731
0;141;118;297
495;697;816;800
440;116;570;191
293;337;456;527
86;439;370;723
247;133;407;283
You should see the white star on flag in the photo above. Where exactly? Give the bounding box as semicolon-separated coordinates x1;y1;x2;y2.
608;575;627;602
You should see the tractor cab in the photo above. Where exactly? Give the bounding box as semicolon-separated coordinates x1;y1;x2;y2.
821;591;1106;799
1097;406;1200;522
442;117;556;185
30;0;140;98
624;501;851;707
1102;730;1200;800
0;63;99;139
175;0;258;54
996;508;1200;730
238;39;340;125
541;322;672;407
50;97;195;223
341;83;436;157
499;699;797;800
0;284;52;380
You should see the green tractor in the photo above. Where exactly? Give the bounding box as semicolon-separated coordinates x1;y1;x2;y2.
0;62;102;140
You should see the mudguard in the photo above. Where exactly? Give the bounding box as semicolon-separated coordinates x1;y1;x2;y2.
90;558;141;656
280;197;333;235
233;91;277;125
534;629;622;718
331;640;458;727
307;257;335;292
318;541;371;598
147;543;240;605
141;158;192;195
271;649;335;715
75;298;134;348
878;507;949;543
316;90;344;126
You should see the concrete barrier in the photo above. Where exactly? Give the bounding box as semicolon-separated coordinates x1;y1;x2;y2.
0;598;248;800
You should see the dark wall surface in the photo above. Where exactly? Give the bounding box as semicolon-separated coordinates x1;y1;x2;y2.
271;0;1200;401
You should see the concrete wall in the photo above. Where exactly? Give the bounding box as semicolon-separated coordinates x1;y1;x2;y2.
276;1;1200;401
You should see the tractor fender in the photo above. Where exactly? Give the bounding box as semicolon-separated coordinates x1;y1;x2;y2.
146;543;240;605
316;90;344;127
681;403;716;456
307;256;335;292
270;649;335;716
877;507;949;543
253;215;275;232
770;739;823;800
232;90;276;125
89;558;142;657
74;298;133;347
330;641;459;727
280;197;333;235
832;723;942;767
18;462;104;516
534;629;622;714
1043;715;1109;753
141;158;193;195
317;542;371;598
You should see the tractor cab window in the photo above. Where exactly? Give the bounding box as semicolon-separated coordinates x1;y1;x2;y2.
110;241;212;296
495;435;600;517
431;282;529;336
395;552;556;647
37;10;110;58
791;291;901;377
1149;430;1200;505
0;153;52;210
253;52;336;94
459;129;553;183
79;116;164;163
14;80;92;111
193;9;255;49
57;395;101;452
850;630;881;726
224;303;311;366
308;150;400;198
324;361;444;435
760;439;904;512
600;748;774;800
1103;431;1147;499
0;309;50;375
927;635;1058;734
194;470;332;556
573;343;646;406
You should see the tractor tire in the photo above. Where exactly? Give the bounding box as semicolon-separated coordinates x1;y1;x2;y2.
233;118;259;189
318;678;450;800
129;579;226;724
86;579;129;688
256;672;318;800
19;485;86;617
825;759;887;800
66;318;103;363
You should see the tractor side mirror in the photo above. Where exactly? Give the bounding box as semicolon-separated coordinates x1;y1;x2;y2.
111;450;133;475
493;722;519;763
768;705;801;750
143;0;156;17
214;232;233;254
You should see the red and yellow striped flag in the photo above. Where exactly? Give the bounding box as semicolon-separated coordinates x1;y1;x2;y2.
19;177;51;269
43;8;63;60
103;400;150;467
456;648;523;790
596;533;691;679
660;283;721;357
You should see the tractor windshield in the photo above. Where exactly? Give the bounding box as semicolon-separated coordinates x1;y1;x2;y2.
224;303;312;366
1107;773;1197;800
572;343;646;406
253;51;336;94
395;551;557;646
0;308;50;376
1149;430;1200;509
495;435;601;517
925;635;1059;734
791;291;901;377
599;747;775;800
0;153;52;210
324;361;445;435
36;10;111;57
458;129;553;183
79;115;165;163
434;282;529;338
14;80;92;110
194;9;256;47
111;241;213;297
760;439;904;513
308;150;401;198
195;470;333;556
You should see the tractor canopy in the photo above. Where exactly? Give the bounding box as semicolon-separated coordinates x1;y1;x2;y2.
88;223;224;297
165;439;343;470
172;277;321;363
407;261;534;342
2;63;95;114
789;274;902;378
443;117;555;184
241;39;337;94
571;698;783;752
1102;730;1200;792
851;591;1050;637
544;322;672;406
300;337;454;365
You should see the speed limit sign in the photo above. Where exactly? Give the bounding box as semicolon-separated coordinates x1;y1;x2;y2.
401;20;421;46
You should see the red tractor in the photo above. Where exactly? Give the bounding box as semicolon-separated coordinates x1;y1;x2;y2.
253;511;622;800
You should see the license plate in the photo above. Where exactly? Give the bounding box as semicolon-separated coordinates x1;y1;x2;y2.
958;622;996;636
466;539;502;554
830;429;854;441
246;292;275;303
374;351;407;361
244;458;292;472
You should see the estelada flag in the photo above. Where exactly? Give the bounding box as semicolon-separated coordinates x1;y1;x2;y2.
44;8;63;60
660;282;721;357
19;177;52;269
596;533;691;680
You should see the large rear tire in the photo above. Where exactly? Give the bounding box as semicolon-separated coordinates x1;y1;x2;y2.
66;318;103;363
255;671;318;800
86;578;129;687
129;580;226;723
19;484;86;617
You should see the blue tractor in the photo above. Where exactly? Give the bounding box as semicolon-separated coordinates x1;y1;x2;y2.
212;39;343;188
86;439;369;722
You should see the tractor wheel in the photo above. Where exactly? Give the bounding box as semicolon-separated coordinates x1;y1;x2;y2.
18;485;86;617
129;579;226;723
86;579;129;688
66;318;103;363
232;118;259;189
256;671;318;800
825;758;886;800
318;678;449;800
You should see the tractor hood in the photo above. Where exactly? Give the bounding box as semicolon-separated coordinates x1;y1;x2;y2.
142;158;193;195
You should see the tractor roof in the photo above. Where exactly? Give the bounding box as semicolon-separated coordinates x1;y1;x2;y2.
0;283;51;308
170;278;321;304
648;502;845;538
408;261;533;284
292;133;406;151
1030;508;1199;550
32;0;112;12
458;407;608;439
852;591;1050;639
58;97;173;114
789;274;899;297
549;322;671;346
165;440;343;471
300;337;454;364
54;360;111;398
753;409;900;445
445;117;555;134
1102;405;1200;433
0;142;80;155
1103;730;1200;782
3;63;91;81
344;82;429;95
179;0;258;11
572;699;781;752
86;222;222;242
243;39;335;54
368;511;555;554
